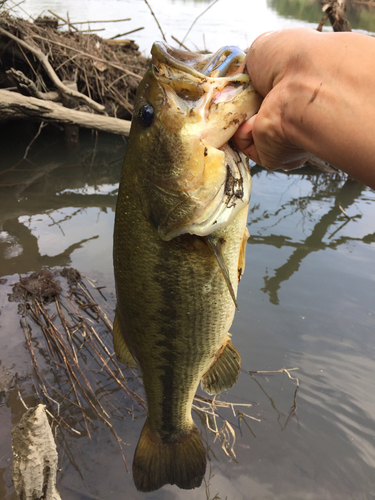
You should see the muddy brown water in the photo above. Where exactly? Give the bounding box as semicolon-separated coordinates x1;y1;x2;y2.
0;121;374;500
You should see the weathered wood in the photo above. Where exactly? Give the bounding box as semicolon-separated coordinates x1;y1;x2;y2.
321;0;352;32
12;404;61;500
6;68;60;101
352;0;375;4
0;89;131;136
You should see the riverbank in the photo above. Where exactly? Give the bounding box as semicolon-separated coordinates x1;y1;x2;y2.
0;7;149;138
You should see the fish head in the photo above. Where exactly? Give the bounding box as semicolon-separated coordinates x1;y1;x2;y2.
128;42;262;240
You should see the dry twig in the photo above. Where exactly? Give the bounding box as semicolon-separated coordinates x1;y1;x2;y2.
249;367;300;428
0;10;148;124
171;35;191;52
144;0;166;42
11;268;147;470
0;26;105;113
181;0;220;45
192;393;260;458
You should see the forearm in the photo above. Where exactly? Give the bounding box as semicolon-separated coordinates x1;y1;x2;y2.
239;29;375;189
283;31;375;188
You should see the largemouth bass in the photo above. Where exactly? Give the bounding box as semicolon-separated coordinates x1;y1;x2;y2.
113;42;262;492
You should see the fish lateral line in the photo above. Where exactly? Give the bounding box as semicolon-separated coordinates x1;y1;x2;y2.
204;235;239;311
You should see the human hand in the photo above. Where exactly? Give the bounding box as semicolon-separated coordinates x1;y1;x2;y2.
234;29;314;170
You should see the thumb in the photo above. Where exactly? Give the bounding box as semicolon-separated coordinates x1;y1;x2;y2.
234;114;259;162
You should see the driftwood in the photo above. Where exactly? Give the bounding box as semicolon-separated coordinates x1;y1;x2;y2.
318;0;352;32
0;89;131;135
12;404;61;500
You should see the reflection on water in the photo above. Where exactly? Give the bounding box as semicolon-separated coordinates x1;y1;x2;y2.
0;126;375;499
267;0;323;24
0;122;124;278
249;173;374;305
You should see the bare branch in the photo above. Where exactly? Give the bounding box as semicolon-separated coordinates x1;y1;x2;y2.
144;0;167;42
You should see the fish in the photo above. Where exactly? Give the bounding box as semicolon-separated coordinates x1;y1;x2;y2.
113;41;262;493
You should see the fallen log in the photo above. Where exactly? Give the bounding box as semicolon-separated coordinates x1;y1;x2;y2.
322;0;352;32
0;89;131;136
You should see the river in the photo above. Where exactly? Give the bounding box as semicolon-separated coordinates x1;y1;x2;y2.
1;1;375;499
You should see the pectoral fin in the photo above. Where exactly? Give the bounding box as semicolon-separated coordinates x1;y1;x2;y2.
201;339;241;395
205;235;238;310
113;310;137;368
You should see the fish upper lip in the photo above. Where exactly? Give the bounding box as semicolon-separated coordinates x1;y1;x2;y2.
151;41;207;79
151;41;250;84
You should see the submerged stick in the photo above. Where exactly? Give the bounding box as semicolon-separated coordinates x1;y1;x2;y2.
338;204;351;219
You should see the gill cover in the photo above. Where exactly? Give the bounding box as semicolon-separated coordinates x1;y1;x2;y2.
134;42;262;241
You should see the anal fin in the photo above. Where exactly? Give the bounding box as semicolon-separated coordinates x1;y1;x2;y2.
113;310;137;368
201;339;241;395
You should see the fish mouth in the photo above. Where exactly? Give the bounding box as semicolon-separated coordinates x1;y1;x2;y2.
151;42;254;149
149;42;262;240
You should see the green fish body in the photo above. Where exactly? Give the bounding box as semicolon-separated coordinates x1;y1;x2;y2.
113;42;261;492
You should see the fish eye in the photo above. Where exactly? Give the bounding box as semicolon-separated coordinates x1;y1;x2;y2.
138;104;154;128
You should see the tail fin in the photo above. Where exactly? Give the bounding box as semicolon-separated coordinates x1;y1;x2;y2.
133;418;206;492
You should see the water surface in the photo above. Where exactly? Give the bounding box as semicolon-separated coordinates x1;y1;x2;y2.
17;0;375;56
